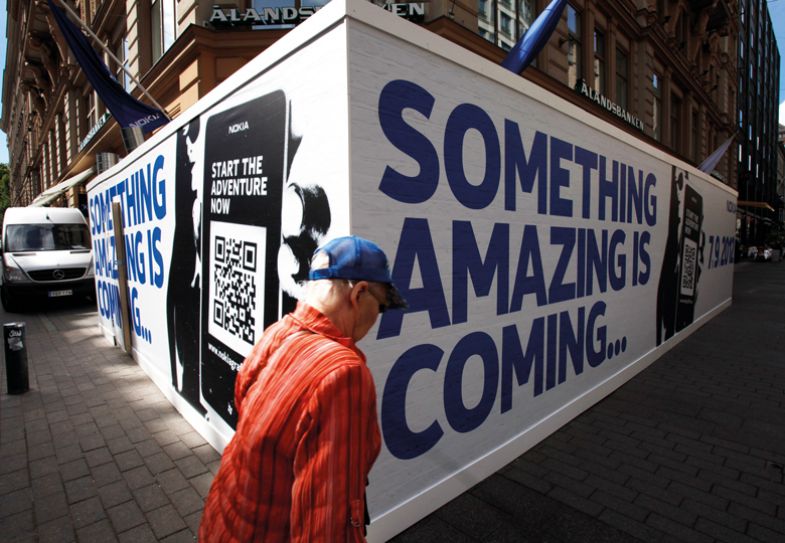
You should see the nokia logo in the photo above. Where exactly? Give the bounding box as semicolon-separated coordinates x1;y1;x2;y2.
129;113;163;128
228;121;250;134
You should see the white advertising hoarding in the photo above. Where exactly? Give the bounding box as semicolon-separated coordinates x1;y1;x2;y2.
88;21;352;445
344;16;736;538
87;1;736;540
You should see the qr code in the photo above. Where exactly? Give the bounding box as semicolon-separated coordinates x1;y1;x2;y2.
209;221;267;358
681;240;697;295
213;236;257;344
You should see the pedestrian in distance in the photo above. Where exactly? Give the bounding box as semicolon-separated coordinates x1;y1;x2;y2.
199;235;406;542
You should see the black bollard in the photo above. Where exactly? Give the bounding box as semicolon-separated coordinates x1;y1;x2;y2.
4;322;29;394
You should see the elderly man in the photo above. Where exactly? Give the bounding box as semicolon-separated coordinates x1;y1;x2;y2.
199;235;406;542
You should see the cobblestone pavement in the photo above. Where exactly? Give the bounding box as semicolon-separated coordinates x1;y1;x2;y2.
1;261;784;542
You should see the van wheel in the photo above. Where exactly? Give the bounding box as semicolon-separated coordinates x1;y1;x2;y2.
1;286;18;312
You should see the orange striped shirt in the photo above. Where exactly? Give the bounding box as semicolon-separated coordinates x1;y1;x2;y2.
199;302;382;542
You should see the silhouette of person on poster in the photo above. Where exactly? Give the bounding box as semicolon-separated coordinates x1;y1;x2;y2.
656;166;704;346
167;117;205;413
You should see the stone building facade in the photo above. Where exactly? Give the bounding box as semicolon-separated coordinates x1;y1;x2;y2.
1;0;740;208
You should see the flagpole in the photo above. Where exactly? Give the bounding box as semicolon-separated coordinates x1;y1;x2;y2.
50;0;170;118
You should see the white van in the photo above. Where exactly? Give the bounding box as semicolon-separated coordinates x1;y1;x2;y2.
1;207;94;311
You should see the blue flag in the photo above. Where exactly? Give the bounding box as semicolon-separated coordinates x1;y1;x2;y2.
48;0;168;133
502;0;568;74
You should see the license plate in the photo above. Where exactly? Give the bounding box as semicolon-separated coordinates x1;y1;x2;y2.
48;289;73;298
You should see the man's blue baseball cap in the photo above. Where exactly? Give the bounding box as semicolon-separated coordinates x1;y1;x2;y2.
308;236;407;309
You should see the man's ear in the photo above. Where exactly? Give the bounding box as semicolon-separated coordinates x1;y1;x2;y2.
349;280;369;307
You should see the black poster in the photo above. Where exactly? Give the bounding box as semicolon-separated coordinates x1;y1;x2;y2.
656;167;704;346
200;91;287;427
675;184;703;331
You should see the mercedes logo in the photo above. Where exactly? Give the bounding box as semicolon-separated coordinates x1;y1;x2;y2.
52;269;66;280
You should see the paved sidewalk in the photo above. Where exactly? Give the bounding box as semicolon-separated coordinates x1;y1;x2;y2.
0;301;217;542
393;261;785;542
1;262;783;542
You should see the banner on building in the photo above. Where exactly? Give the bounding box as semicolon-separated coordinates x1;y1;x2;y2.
48;0;168;132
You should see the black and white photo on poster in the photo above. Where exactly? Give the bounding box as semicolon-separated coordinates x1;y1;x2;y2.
167;118;205;414
278;180;331;314
656;165;705;345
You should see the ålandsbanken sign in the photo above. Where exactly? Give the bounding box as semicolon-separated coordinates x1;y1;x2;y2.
575;79;645;131
210;1;425;27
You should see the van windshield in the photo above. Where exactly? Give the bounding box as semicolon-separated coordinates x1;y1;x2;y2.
5;224;91;252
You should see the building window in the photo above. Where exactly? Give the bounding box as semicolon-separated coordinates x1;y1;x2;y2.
112;36;131;91
87;91;97;126
58;113;67;172
83;0;97;24
675;12;687;51
32;169;42;197
151;0;176;63
78;93;90;140
56;130;63;179
593;28;606;94
478;0;536;53
615;47;628;109
48;131;56;182
566;4;581;89
42;144;49;189
691;109;700;162
652;73;662;141
478;0;495;43
671;94;682;152
519;0;534;33
73;95;81;144
500;12;513;37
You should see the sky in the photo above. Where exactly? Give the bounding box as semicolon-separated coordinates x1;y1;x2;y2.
0;3;783;166
773;0;785;125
